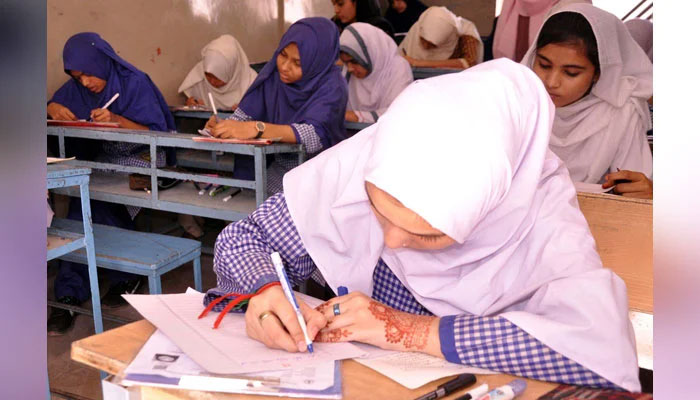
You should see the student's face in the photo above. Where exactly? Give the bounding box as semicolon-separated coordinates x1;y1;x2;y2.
205;72;227;88
391;0;407;13
340;52;369;79
69;70;107;94
276;43;303;84
366;181;457;251
532;43;599;107
332;0;357;24
419;37;437;50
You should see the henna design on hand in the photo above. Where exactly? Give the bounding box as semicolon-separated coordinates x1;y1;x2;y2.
315;301;332;315
368;301;431;350
317;328;351;343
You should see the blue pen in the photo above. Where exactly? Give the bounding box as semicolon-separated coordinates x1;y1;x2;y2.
337;286;348;296
270;252;314;353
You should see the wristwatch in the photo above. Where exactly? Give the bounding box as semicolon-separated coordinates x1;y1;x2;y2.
254;121;266;139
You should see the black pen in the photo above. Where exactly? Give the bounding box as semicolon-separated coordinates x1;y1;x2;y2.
414;373;476;400
454;383;489;400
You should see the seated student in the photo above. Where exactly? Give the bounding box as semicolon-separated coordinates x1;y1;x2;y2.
205;59;640;391
399;6;484;70
331;0;395;38
178;34;258;110
492;0;589;62
340;22;413;123
521;3;653;199
46;32;176;335
204;18;348;194
625;19;652;63
384;0;428;37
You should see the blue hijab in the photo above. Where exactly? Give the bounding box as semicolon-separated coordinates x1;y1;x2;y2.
50;32;176;162
237;18;348;149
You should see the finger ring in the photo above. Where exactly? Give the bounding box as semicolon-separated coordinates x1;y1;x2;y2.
333;303;341;316
258;310;276;323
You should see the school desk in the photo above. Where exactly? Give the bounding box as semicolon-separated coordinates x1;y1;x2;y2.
47;164;103;334
47;125;303;222
71;319;558;400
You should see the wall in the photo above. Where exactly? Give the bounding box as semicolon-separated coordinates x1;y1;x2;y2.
47;0;281;105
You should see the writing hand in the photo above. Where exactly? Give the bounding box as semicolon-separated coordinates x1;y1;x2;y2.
210;120;256;139
602;170;653;199
90;108;116;123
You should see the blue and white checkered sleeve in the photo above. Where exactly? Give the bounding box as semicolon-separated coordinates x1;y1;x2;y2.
227;107;253;122
440;315;621;389
291;123;323;154
205;192;317;311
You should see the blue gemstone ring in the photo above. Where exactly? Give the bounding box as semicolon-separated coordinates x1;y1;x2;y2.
333;303;341;316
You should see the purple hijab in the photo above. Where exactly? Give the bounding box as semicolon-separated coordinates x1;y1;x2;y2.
237;18;348;149
50;32;175;132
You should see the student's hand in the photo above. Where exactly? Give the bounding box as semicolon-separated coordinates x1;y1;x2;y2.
231;103;238;111
47;102;77;121
315;292;440;354
345;111;360;122
245;285;327;352
204;115;219;130
90;108;117;123
602;170;653;199
186;97;204;106
401;54;419;67
210;120;257;139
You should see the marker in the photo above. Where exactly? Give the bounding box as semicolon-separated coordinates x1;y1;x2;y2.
454;383;489;400
475;379;526;400
209;185;226;197
208;92;219;123
414;373;476;400
199;183;212;196
337;286;348;296
101;93;120;109
222;188;242;202
192;181;201;192
271;252;314;354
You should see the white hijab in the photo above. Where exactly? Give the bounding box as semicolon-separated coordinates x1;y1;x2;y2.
340;23;413;122
283;59;640;391
178;34;258;109
625;19;653;63
522;3;653;183
399;6;484;64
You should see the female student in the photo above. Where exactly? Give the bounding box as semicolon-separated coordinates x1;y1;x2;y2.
205;59;640;391
204;18;348;194
331;0;395;37
178;34;258;110
340;23;413;123
625;19;652;63
521;3;653;198
384;0;428;35
399;6;483;69
46;32;176;334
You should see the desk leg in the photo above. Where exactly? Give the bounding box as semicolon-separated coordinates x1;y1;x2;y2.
193;255;202;292
79;182;104;335
254;147;267;206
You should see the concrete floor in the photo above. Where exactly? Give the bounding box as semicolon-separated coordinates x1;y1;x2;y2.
47;211;226;400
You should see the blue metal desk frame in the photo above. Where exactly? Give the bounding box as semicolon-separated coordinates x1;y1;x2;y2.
47;126;304;222
47;164;103;334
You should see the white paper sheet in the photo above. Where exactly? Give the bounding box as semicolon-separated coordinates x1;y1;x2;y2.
123;290;367;375
47;156;76;164
630;311;653;370
574;181;615;194
353;344;495;390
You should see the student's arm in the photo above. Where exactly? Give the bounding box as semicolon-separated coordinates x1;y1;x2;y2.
402;55;467;69
47;102;78;121
90;108;149;130
205;193;327;352
607;106;653;198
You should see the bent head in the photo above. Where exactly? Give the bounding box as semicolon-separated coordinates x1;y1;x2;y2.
391;0;407;13
69;70;107;94
532;12;600;107
339;52;369;79
276;42;303;84
419;36;437;50
332;0;357;24
205;72;227;88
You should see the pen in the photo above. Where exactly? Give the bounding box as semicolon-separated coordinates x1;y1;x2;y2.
208;92;219;123
475;379;526;400
270;252;314;353
614;167;632;184
455;383;489;400
222;188;242;202
101;92;120;109
210;185;227;197
414;373;476;400
402;48;407;56
192;181;201;191
199;183;212;196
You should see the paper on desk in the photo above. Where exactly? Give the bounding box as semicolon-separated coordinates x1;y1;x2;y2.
574;181;614;194
47;156;76;164
123;290;367;375
353;343;496;390
123;329;340;395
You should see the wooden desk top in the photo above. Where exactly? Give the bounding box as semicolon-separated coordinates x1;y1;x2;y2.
72;320;557;400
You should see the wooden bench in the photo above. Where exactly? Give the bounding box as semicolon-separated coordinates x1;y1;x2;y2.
577;192;653;370
51;218;202;294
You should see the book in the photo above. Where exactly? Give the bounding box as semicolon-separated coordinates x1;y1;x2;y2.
537;384;653;399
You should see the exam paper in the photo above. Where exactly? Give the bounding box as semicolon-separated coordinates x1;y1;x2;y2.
123;290;367;375
353;344;495;390
574;181;615;194
124;330;338;392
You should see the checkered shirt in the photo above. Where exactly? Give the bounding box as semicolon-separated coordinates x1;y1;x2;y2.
205;192;621;389
98;142;166;219
227;108;322;194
